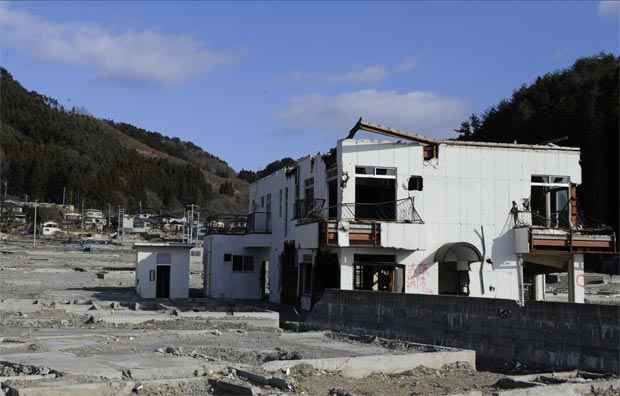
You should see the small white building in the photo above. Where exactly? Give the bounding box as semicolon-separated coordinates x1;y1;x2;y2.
134;243;192;299
204;119;616;306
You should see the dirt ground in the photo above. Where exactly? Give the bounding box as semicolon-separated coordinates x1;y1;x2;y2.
0;238;618;396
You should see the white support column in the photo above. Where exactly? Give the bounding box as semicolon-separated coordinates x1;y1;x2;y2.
517;255;525;306
338;250;353;290
568;253;585;303
534;274;546;301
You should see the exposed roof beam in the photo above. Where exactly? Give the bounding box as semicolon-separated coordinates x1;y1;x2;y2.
346;118;439;145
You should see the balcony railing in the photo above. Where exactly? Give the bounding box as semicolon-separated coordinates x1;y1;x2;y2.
295;197;424;224
205;211;271;235
511;207;616;253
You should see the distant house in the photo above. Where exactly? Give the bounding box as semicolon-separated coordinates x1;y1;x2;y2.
134;243;192;299
1;202;26;224
84;209;107;232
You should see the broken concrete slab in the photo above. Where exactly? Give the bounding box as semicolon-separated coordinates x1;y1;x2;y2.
208;378;258;395
263;349;476;379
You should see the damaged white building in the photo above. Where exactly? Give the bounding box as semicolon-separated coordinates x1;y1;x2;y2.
203;120;616;307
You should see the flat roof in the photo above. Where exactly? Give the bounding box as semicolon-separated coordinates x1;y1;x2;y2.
133;242;194;249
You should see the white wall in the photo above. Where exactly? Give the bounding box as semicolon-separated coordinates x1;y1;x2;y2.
338;139;581;301
204;235;269;300
135;247;190;299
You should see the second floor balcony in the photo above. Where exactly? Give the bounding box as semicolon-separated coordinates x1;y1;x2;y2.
294;197;424;224
295;197;425;250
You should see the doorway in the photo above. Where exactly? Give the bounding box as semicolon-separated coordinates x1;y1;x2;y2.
156;265;171;298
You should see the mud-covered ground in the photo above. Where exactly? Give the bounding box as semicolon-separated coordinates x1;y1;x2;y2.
1;238;618;396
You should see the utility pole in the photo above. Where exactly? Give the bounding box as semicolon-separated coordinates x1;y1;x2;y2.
62;187;66;206
81;199;85;230
3;180;7;202
33;201;38;248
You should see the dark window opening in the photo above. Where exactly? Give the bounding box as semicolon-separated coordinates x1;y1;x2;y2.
355;177;396;220
328;179;338;219
232;255;254;272
353;254;403;293
423;145;438;160
408;175;423;191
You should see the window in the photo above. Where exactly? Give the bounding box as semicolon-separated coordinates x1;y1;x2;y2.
232;255;254;272
266;193;271;213
191;250;201;257
304;178;314;188
352;254;403;293
284;187;289;236
156;252;171;265
279;189;283;218
408;175;423;191
149;270;155;281
243;255;255;272
261;196;264;208
224;253;232;262
355;166;396;177
530;175;571;228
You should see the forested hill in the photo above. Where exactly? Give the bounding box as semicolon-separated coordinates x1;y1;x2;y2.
454;53;619;239
0;68;248;215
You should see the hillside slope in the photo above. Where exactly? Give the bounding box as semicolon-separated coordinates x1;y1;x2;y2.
0;68;248;215
454;53;619;240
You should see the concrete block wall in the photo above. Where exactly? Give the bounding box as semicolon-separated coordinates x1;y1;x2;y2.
305;290;620;374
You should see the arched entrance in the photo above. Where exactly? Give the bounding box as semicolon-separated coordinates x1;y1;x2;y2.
435;242;482;296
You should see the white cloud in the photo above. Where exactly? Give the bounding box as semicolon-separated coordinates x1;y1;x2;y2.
598;1;620;18
292;57;416;85
279;89;468;138
0;4;236;84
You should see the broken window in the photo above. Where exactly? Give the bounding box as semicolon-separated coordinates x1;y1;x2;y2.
352;254;403;293
355;177;396;220
408;175;423;191
530;175;570;228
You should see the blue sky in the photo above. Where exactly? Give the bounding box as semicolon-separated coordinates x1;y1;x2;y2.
0;1;618;171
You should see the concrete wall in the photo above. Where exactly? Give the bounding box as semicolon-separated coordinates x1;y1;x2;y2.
135;247;190;299
305;289;620;374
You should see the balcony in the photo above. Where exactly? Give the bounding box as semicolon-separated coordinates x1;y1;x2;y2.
295;197;425;249
512;209;616;253
205;211;272;235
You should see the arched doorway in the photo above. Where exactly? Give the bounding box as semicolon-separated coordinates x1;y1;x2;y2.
435;242;482;296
